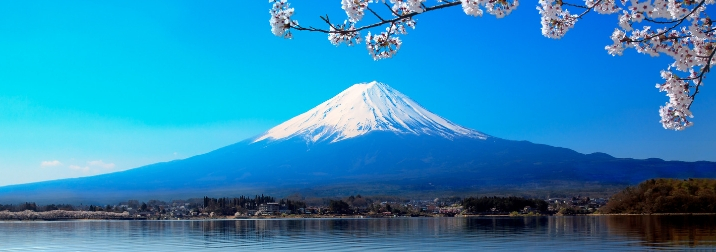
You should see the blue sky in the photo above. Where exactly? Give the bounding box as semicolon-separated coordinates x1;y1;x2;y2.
0;1;714;186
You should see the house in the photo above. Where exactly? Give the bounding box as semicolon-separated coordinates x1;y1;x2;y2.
522;206;533;214
259;203;279;215
304;207;320;214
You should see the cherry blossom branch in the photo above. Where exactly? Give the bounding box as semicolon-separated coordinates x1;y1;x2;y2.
561;2;590;9
384;1;402;16
643;17;679;24
632;0;705;42
291;1;462;34
562;0;605;18
366;7;386;22
682;48;715;108
578;1;600;18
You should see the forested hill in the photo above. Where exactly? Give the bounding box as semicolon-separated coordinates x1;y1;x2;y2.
600;178;716;214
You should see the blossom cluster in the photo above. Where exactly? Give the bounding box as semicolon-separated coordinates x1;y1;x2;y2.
270;0;519;60
542;0;713;130
269;0;299;39
391;0;428;15
366;23;405;60
537;0;579;39
656;69;695;130
342;0;374;22
460;0;520;18
329;21;362;46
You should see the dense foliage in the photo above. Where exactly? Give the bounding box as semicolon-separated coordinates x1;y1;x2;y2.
462;196;548;213
203;195;278;215
600;178;716;214
0;203;76;212
328;200;352;214
201;195;307;215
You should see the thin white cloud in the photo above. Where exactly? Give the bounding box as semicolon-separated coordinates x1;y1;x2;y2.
40;160;62;167
87;160;115;169
69;165;90;173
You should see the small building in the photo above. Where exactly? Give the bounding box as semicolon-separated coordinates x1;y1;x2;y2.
304;207;320;214
522;206;533;214
259;203;279;215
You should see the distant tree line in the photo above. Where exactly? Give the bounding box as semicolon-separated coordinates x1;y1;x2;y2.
328;200;351;214
600;178;716;214
202;195;310;215
462;196;548;213
279;199;306;213
0;203;76;212
329;195;416;215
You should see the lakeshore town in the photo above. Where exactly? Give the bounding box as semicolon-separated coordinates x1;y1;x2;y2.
0;195;609;221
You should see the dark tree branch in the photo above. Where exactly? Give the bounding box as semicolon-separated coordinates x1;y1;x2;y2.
560;0;605;18
579;0;603;18
292;1;462;34
682;48;716;108
384;1;401;16
644;17;680;24
639;0;705;41
318;15;339;30
561;2;590;9
366;7;385;22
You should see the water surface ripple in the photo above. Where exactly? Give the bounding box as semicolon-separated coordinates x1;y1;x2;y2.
1;216;714;251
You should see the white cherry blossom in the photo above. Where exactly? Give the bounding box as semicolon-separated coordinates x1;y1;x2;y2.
329;21;362;46
537;0;578;39
342;0;374;22
656;69;694;130
462;0;485;16
366;24;403;60
269;0;298;39
587;0;621;14
390;0;427;15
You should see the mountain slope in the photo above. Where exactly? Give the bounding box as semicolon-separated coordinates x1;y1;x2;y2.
0;82;714;203
254;81;486;143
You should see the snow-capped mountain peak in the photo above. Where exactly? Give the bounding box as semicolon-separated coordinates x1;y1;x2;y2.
253;81;487;143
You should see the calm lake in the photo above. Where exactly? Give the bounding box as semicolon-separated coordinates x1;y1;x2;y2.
1;215;715;251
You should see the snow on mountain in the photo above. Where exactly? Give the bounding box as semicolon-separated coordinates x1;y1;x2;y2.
254;81;487;143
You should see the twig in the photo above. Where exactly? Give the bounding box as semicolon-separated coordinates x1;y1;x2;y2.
366;6;385;22
293;1;462;34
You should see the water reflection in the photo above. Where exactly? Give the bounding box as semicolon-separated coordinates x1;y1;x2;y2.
605;215;716;247
0;216;714;251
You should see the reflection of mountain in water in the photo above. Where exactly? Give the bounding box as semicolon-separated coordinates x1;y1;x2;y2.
605;215;716;247
1;217;714;249
460;216;716;248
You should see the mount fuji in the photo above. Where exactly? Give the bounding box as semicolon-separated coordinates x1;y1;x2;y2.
254;81;486;143
1;81;714;203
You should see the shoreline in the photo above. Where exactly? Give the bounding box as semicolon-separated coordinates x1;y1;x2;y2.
3;212;715;221
589;213;716;216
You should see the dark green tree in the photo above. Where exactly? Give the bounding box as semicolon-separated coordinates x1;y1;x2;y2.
329;200;351;214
